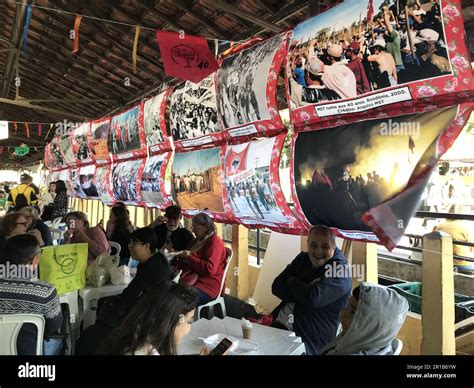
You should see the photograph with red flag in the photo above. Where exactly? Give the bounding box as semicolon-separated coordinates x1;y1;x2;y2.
292;104;473;249
155;30;219;84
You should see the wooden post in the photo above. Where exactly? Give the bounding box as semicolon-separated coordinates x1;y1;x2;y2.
229;224;249;300
421;231;456;355
351;241;378;289
215;222;223;238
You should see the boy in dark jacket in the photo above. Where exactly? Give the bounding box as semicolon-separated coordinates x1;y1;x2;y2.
272;225;351;355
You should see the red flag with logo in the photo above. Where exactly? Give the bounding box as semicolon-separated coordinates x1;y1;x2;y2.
155;30;219;83
226;144;250;176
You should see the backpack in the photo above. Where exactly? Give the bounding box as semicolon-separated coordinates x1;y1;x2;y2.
13;186;29;210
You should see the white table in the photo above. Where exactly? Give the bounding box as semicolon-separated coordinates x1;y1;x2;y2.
177;317;305;355
78;284;128;330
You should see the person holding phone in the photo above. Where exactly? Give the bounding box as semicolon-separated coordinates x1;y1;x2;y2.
100;282;197;355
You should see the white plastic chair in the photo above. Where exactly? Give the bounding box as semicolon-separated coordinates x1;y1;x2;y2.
196;247;232;320
0;314;45;355
107;241;122;266
391;338;403;355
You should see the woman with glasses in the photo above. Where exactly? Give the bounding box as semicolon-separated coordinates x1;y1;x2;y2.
0;211;29;247
174;212;227;306
19;206;53;247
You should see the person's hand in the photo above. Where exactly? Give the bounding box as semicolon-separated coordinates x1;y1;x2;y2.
27;229;44;246
200;347;210;355
64;228;75;241
97;219;103;229
178;250;190;259
164;243;174;253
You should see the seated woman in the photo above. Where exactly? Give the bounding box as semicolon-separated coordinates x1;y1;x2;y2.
174;213;227;306
100;282;197;355
63;211;109;263
106;206;134;266
0;212;29;247
320;282;409;355
48;180;68;221
19;206;53;247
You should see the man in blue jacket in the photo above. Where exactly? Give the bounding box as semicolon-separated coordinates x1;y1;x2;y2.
272;225;352;355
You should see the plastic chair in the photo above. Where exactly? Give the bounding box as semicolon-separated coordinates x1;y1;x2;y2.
0;314;45;355
196;247;232;320
391;338;403;355
107;241;122;267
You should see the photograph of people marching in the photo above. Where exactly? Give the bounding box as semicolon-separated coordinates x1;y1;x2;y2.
144;92;167;146
288;0;450;108
225;137;288;224
141;154;168;206
217;33;285;129
112;160;142;203
170;75;219;141
172;148;224;212
109;106;141;154
91;119;110;162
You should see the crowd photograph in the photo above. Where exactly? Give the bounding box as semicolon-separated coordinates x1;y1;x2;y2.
144;93;167;146
109;106;141;154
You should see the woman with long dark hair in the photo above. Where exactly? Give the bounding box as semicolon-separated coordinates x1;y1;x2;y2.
49;180;68;221
101;282;197;355
107;205;134;266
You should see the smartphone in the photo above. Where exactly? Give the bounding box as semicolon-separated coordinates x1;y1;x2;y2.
209;338;233;356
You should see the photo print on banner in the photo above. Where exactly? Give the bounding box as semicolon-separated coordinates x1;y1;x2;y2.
170;74;222;150
109;104;147;162
111;159;145;205
140;153;172;209
70;168;86;198
51;137;63;170
79;165;99;198
225;135;304;234
287;0;474;131
291;104;473;249
216;32;289;141
72;122;92;166
96;165;115;206
171;147;232;222
144;89;173;154
44;143;55;171
58;169;74;197
90;117;111;165
59;134;77;168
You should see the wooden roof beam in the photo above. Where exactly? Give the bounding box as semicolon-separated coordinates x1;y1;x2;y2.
208;0;282;32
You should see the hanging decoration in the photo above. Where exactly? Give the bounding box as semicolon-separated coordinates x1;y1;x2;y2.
132;25;141;75
22;4;32;59
14;146;30;156
72;15;82;54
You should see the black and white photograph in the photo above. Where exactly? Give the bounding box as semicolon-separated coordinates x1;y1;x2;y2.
60;134;76;166
112;160;142;203
288;0;451;107
109;106;141;154
79;165;99;197
141;154;168;206
51;141;63;168
225;138;286;224
73;123;91;162
217;33;285;129
144;92;167;146
170;75;219;141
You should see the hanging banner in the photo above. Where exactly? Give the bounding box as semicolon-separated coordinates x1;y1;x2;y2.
144;89;173;154
72;122;92;166
96;165;115;206
45;170;60;186
14;146;29;156
291;104;473;250
90;117;111;165
139;152;172;209
57;169;75;197
155;30;219;84
109;104;146;162
170;74;222;151
59;134;77;168
70;168;86;198
79;165;99;198
111;159;146;205
216;32;290;142
51;136;63;170
287;0;474;131
171;147;232;223
225;136;305;234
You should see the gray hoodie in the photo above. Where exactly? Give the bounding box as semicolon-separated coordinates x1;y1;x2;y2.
320;282;409;355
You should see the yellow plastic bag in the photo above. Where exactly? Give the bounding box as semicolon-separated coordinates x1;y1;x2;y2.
39;243;88;295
